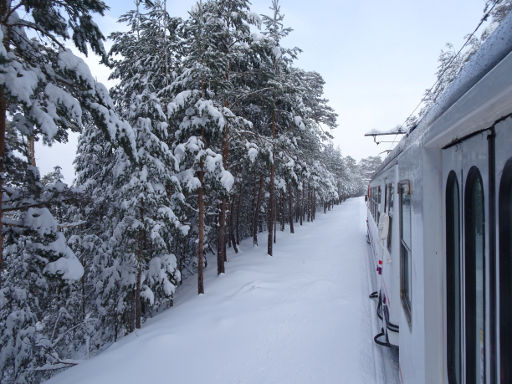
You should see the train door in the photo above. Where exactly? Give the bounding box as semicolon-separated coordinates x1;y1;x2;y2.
443;130;492;384
495;117;512;383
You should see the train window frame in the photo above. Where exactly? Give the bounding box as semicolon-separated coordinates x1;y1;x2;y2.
387;183;394;252
464;166;486;384
499;159;512;382
446;171;462;384
399;180;412;326
385;183;389;213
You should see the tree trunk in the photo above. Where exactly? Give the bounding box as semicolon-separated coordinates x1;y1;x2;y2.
295;187;300;223
313;189;316;221
135;262;142;329
217;198;226;274
307;184;312;222
135;210;144;329
229;192;238;253
217;114;230;273
198;161;205;294
280;190;285;231
253;174;263;246
301;186;305;225
273;193;277;244
288;186;294;234
267;108;276;256
236;183;242;245
268;162;275;255
28;136;36;166
0;89;5;288
0;14;9;286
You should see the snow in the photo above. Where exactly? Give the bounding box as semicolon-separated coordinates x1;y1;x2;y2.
43;238;84;281
58;50;95;90
0;61;40;106
45;198;398;384
220;169;234;192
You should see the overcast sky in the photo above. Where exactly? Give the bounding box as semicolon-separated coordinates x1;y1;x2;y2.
36;0;486;183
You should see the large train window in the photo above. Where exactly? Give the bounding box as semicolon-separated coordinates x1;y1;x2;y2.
446;171;461;384
464;167;485;383
499;159;512;382
399;181;412;324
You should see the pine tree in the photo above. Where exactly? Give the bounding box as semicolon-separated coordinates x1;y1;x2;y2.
260;0;299;255
0;1;135;382
109;0;187;327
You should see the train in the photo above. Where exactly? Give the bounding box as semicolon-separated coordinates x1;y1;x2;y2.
366;12;512;384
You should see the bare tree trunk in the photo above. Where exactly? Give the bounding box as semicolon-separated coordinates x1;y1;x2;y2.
310;189;313;221
178;238;185;285
267;109;276;256
253;174;263;246
273;194;277;244
299;187;303;226
81;272;86;320
301;186;305;225
198;160;205;294
295;187;300;223
0;10;9;286
229;192;238;253
288;185;294;234
280;190;285;231
307;184;312;222
236;183;242;245
267;163;275;255
0;89;5;288
135;263;142;329
217;198;226;274
313;190;316;221
135;209;144;329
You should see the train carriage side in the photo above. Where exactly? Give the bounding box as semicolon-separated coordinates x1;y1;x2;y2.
367;164;401;348
367;12;512;384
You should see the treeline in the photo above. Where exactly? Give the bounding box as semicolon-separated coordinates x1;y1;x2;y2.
0;1;378;382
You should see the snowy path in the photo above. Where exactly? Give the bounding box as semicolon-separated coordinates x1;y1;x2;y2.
47;197;397;384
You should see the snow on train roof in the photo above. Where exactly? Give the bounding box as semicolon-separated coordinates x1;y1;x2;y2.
374;11;512;177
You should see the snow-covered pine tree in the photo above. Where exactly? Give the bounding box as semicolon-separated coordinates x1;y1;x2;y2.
168;0;237;293
0;1;136;382
203;0;261;274
260;0;300;255
109;0;187;328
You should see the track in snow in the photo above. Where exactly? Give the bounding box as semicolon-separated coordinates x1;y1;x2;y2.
46;197;399;384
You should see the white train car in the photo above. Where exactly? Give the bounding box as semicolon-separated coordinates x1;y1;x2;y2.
367;12;512;384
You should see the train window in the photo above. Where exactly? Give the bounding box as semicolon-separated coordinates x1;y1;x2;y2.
387;183;394;252
446;171;461;384
399;181;412;324
499;159;512;382
378;186;382;223
464;167;485;384
374;187;377;220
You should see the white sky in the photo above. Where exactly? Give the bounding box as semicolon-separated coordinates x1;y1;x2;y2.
36;0;486;183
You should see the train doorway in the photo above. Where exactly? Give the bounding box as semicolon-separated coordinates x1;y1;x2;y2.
495;117;512;383
442;130;492;384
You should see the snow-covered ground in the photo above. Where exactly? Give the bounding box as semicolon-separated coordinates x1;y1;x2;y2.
46;197;398;384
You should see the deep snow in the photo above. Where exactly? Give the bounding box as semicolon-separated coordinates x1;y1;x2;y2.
46;197;398;384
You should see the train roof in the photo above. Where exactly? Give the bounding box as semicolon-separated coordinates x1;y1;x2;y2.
372;11;512;180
